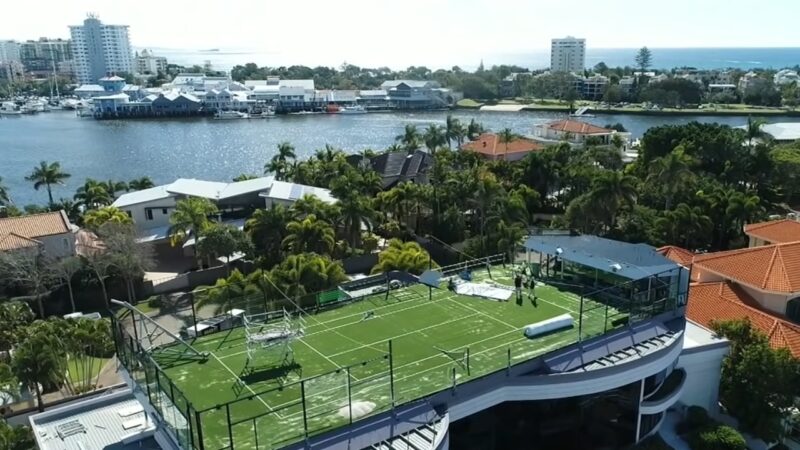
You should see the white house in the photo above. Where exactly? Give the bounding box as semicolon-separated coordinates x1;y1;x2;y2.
259;180;336;208
0;211;76;258
533;119;630;148
774;69;800;86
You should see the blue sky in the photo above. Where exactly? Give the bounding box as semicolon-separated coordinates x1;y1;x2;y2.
4;0;799;68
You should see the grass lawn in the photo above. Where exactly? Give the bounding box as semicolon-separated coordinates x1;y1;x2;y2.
456;98;484;108
152;267;618;450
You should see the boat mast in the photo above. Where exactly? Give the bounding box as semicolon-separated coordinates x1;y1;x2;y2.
52;59;61;99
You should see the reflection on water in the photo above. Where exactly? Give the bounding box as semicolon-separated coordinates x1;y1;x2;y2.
1;110;798;205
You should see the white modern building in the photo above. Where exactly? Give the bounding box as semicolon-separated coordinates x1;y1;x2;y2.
551;36;586;73
0;40;21;64
69;14;135;84
135;49;168;75
775;69;800;86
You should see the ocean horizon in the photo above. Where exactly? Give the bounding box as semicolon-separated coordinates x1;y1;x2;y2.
141;46;800;73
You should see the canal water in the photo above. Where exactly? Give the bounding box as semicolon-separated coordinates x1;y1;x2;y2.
1;110;799;206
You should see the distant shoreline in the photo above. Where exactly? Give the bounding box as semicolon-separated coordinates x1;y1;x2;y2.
455;103;800;117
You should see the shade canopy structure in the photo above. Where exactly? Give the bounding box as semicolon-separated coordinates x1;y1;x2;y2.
523;233;679;281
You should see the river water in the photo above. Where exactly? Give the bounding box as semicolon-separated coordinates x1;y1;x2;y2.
1;110;799;206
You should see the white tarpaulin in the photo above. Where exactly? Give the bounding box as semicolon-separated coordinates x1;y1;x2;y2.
454;281;514;300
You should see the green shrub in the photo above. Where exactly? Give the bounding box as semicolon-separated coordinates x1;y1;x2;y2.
686;406;711;429
146;296;162;309
688;424;746;450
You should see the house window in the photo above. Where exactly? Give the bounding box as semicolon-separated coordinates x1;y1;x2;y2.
146;209;154;220
162;208;168;215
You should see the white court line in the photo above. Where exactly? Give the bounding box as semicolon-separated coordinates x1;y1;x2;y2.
208;351;284;419
443;295;519;331
326;312;480;358
296;340;360;381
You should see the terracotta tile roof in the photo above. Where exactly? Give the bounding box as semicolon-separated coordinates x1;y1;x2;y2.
743;219;800;244
657;245;694;267
546;119;612;135
687;281;800;357
0;233;40;251
461;133;544;157
692;241;800;293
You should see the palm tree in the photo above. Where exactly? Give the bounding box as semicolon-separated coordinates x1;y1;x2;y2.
338;194;374;248
245;205;292;268
282;214;336;255
0;176;11;206
492;219;526;263
385;143;404;154
265;142;297;180
396;124;420;152
12;331;66;412
102;179;128;197
470;169;503;256
445;115;462;148
83;206;133;231
589;170;638;230
657;203;713;249
25;161;71;205
466;119;483;141
168;197;219;248
745;116;767;149
232;173;257;182
726;191;763;234
74;178;113;210
647;146;694;210
423;124;446;154
371;239;435;275
498;128;517;160
52;198;81;224
128;176;155;191
194;269;249;313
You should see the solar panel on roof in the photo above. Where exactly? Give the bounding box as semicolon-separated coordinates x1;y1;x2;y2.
288;184;304;200
57;420;87;438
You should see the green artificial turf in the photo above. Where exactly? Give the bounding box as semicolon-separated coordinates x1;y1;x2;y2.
151;267;619;449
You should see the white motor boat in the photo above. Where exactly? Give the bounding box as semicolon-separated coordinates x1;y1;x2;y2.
0;102;22;115
339;105;367;114
214;110;249;120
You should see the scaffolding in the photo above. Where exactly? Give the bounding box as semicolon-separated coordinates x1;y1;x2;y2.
243;309;306;366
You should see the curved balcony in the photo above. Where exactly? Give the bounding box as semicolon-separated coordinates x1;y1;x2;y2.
640;368;686;415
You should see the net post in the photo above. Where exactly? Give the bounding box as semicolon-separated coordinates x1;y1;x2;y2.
578;294;585;341
253;417;259;450
226;404;233;448
451;367;456;391
300;379;309;441
506;347;511;375
388;340;395;408
346;366;353;425
195;410;205;450
190;293;198;331
466;347;470;376
187;403;194;449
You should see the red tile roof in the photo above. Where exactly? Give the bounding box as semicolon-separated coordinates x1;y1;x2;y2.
693;242;800;293
460;133;544;157
687;281;800;357
547;120;612;135
657;245;695;267
743;219;800;244
0;211;72;251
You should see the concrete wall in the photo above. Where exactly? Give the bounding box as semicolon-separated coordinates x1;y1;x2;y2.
39;232;76;259
740;284;791;315
122;197;176;232
677;345;728;416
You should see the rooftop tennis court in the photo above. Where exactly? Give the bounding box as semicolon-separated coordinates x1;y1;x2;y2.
143;266;620;450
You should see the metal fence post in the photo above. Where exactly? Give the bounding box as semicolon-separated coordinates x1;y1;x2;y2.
190;292;198;330
186;404;194;449
195;410;206;450
507;347;511;375
466;347;470;376
226;404;234;449
346;366;353;425
253;417;259;450
578;295;584;341
388;340;395;408
300;380;309;441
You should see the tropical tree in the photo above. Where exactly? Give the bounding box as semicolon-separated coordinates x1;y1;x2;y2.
12;327;67;412
52;198;81;224
338;194;374;248
167;197;218;247
196;223;250;271
51;257;83;312
61;318;113;394
0;176;11;206
282;214;336;255
232;173;257;182
291;194;340;224
744;116;767;149
100;222;155;303
0;301;34;352
245;205;292;268
0;252;56;317
466;119;483;140
396;124;421;151
128;176;155;191
498;128;517;160
193;269;249;313
491;219;526;263
423;124;446;153
25;161;71;205
647;146;695;210
470;169;503;255
83;250;114;308
588;170;638;230
265;142;296;180
656;203;713;249
83;206;132;231
74;178;113;210
445;115;464;147
0;419;36;450
371;239;435;275
101;179;128;197
268;253;347;301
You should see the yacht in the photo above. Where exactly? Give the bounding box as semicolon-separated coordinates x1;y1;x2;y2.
247;110;275;119
339;105;367;114
0;102;22;115
214;110;249;120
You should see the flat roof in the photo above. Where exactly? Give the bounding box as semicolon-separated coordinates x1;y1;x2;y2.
259;180;336;203
112;185;173;208
683;320;728;350
29;389;157;450
524;233;679;280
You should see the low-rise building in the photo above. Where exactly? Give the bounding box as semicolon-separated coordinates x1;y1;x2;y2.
0;210;75;258
744;218;800;246
735;122;800;144
357;89;390;109
533;119;630;148
707;84;737;94
381;80;455;109
581;74;608;100
203;88;254;112
135;49;168;75
774;69;800;86
737;71;763;92
346;150;432;189
461;132;545;161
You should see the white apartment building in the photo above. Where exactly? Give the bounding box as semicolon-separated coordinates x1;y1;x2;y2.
69;14;134;84
135;49;167;75
0;40;21;64
551;36;586;73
